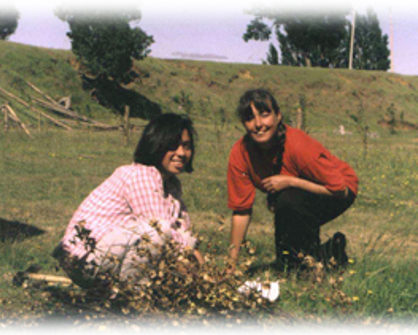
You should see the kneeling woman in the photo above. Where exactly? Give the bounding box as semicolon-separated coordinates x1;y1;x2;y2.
54;113;203;288
227;89;358;270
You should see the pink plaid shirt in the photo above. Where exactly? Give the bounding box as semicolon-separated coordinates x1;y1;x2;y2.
62;163;193;258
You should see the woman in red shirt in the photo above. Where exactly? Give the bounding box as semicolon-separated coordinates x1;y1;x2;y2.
227;89;358;271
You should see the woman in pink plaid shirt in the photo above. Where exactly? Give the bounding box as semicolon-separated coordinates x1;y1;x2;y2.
54;113;203;288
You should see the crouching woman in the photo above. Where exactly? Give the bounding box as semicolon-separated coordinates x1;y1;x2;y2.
53;113;203;289
227;89;358;271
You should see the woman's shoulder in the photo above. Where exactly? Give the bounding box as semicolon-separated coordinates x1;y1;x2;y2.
285;125;322;149
230;136;245;150
229;136;247;157
228;136;249;166
284;125;328;165
285;125;310;141
115;163;162;182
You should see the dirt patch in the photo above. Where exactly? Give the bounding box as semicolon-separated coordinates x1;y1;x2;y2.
387;76;416;90
238;70;253;80
389;76;409;86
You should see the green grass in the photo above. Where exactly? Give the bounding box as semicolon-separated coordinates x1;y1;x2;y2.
0;124;416;325
0;40;417;327
1;40;418;130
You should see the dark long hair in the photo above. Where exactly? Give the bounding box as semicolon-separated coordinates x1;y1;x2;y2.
133;113;196;173
237;88;287;174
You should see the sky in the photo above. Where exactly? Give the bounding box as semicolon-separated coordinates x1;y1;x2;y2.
4;0;418;76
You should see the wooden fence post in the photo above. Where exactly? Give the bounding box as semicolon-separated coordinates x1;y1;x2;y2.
124;105;130;146
3;105;8;133
296;107;303;130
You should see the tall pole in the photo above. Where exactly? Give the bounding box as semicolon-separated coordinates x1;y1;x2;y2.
349;9;356;70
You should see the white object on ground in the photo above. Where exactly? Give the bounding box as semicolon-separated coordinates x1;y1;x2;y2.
237;280;280;302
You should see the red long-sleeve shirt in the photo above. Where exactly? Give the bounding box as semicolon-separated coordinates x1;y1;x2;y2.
227;125;358;211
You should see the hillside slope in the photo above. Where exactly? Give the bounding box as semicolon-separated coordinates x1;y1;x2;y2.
1;40;417;132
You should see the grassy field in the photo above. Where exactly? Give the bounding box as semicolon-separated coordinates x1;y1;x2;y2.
0;41;417;329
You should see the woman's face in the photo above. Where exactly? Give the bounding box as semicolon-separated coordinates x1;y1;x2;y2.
161;129;192;177
243;102;282;147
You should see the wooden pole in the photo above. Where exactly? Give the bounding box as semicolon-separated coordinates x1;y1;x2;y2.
3;105;8;132
25;80;58;105
33;97;115;129
124;105;130;146
4;104;32;137
0;86;72;130
27;273;73;285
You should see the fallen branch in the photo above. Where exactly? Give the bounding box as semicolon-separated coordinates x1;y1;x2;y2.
13;272;72;287
34;97;89;120
0;86;30;107
33;97;116;130
25;80;58;106
3;104;32;137
32;106;73;130
0;86;72;130
24;83;122;130
59;118;121;130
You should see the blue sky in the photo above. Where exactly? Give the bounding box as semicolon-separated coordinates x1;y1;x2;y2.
6;0;418;76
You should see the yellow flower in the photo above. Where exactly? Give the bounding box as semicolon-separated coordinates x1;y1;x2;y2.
352;296;360;302
348;258;355;264
367;290;373;295
282;250;290;255
349;270;356;275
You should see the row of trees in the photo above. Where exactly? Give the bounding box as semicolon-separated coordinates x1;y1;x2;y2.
243;8;390;70
1;6;390;89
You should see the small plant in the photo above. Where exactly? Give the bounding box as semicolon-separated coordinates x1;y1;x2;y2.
385;103;397;134
214;108;227;151
172;90;193;114
399;111;404;123
347;91;369;159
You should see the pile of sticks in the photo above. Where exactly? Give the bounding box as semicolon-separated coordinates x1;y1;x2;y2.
0;80;119;136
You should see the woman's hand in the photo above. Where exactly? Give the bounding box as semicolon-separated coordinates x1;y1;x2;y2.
261;175;295;193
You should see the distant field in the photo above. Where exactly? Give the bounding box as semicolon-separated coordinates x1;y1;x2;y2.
0;40;417;328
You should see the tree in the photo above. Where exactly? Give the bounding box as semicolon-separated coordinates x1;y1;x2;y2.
56;8;154;85
349;9;391;70
0;6;19;40
243;9;349;67
264;43;279;65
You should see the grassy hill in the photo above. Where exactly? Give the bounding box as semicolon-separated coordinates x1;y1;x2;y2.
1;40;417;132
0;40;416;327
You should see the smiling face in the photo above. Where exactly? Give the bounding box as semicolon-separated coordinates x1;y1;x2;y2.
243;102;282;148
160;129;192;178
